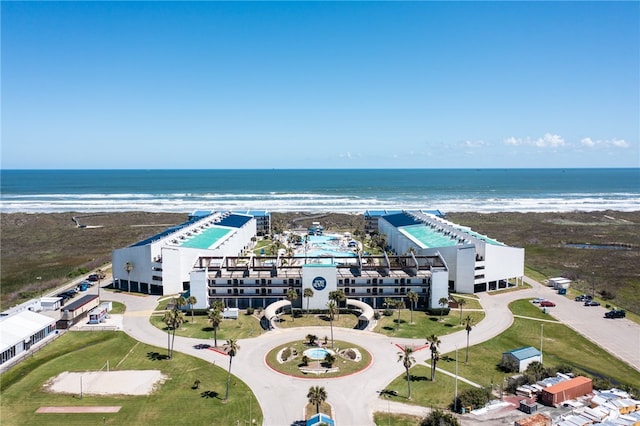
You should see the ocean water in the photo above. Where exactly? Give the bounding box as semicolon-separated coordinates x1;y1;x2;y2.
0;169;638;213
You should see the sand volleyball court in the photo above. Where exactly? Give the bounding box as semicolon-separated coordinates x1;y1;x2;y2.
44;370;166;396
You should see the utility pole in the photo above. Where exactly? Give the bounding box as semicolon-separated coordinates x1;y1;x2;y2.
592;272;595;298
455;346;459;413
540;323;544;365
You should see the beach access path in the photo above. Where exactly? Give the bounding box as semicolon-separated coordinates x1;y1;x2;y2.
98;276;639;426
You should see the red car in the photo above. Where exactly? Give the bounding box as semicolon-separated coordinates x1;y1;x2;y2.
540;300;556;307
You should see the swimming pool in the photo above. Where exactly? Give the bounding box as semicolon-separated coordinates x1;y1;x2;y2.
303;348;335;360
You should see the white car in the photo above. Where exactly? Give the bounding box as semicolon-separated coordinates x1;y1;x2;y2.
532;298;546;304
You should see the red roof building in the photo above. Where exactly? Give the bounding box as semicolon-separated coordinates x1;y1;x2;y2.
540;376;593;406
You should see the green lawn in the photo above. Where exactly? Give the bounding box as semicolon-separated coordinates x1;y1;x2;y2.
383;363;476;409
374;411;423;426
106;300;125;314
0;332;262;426
374;310;485;339
379;297;640;412
436;299;640;389
150;310;264;342
275;311;359;329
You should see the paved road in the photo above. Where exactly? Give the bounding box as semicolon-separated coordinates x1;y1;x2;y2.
96;275;639;425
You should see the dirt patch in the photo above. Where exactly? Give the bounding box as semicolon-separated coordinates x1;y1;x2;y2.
43;370;166;396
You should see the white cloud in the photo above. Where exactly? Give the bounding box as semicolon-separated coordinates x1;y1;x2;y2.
581;137;596;147
463;140;486;148
580;137;630;149
504;133;564;148
535;133;565;147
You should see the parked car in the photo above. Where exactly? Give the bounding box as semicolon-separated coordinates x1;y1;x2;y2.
540;300;556;307
584;300;600;307
605;309;626;319
575;294;592;302
87;274;100;282
532;298;546;304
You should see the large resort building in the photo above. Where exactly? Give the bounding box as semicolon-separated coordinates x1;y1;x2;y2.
112;209;524;312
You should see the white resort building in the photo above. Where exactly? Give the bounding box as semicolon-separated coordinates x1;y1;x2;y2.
111;209;524;314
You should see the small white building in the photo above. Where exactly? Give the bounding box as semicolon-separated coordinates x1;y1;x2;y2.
501;346;542;372
0;310;57;368
40;297;63;311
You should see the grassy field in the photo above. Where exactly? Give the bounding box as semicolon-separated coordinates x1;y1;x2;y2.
378;298;640;412
374;309;485;339
150;308;265;341
0;331;262;426
448;211;640;314
374;411;423;426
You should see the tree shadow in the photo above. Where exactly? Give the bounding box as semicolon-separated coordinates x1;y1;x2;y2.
440;355;456;363
428;317;439;322
393;319;407;325
444;323;454;328
147;351;169;361
409;375;429;382
200;390;220;399
382;326;396;331
202;326;214;332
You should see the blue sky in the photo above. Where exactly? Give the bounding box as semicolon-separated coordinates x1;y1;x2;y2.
2;1;638;169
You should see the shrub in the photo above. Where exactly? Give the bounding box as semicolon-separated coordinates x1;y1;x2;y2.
246;307;255;315
383;309;393;316
373;312;381;320
454;387;492;412
281;347;292;361
420;409;460;426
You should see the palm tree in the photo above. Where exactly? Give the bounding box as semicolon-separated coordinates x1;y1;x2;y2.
306;334;318;346
187;295;197;322
124;261;133;292
438;297;449;322
326;300;337;348
329;289;346;319
464;315;474;364
163;309;185;359
223;338;240;401
286;288;298;321
323;352;336;367
208;308;223;347
426;334;441;381
397;346;416;399
162;310;174;358
303;288;314;316
307;385;328;414
394;299;404;331
406;290;418;324
458;298;467;323
175;296;187;312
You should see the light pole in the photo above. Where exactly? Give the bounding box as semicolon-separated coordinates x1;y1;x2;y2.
592;272;595;298
455;346;459;413
37;276;42;298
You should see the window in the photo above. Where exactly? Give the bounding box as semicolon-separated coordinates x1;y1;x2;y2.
255;289;260;294
227;289;232;294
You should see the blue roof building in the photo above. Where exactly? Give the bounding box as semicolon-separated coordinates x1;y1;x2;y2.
502;346;542;372
306;413;335;426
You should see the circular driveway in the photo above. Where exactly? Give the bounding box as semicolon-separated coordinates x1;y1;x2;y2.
101;276;640;426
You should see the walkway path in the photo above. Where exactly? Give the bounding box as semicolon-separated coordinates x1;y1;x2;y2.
100;275;639;425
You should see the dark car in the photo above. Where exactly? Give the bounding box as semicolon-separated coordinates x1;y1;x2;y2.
605;309;626;319
87;274;100;282
575;294;592;302
540;300;556;307
584;300;600;307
